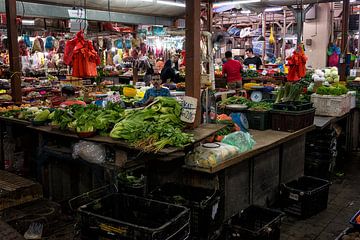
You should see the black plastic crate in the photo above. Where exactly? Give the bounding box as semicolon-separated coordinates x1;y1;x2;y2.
273;102;313;111
270;108;315;132
305;158;333;180
280;176;331;219
117;166;146;196
335;227;360;240
149;183;222;239
245;110;270;131
225;205;284;240
78;193;190;240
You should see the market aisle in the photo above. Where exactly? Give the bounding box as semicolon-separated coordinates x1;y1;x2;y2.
281;152;360;240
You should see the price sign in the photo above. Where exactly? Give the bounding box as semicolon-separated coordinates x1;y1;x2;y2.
181;96;197;123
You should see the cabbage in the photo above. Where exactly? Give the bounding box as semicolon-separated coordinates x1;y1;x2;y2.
331;72;338;78
315;69;324;77
312;74;319;80
34;109;50;122
334;76;340;83
325;69;331;76
331;67;338;72
326;76;333;83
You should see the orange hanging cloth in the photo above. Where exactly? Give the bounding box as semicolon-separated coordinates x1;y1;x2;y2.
286;52;300;82
297;45;307;78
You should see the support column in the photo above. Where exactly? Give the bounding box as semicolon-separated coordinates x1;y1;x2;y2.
207;0;213;32
185;0;201;127
5;0;21;104
340;0;349;81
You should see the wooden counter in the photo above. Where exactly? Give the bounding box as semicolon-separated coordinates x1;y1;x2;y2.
184;125;315;174
28;124;225;156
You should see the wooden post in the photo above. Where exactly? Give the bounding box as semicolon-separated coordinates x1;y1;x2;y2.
340;0;349;81
207;0;213;32
185;0;201;127
5;0;22;104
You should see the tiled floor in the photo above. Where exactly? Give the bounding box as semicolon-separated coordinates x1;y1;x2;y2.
281;153;360;240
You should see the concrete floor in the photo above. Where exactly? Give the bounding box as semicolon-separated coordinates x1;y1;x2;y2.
281;153;360;240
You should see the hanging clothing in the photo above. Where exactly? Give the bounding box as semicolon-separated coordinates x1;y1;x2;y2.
64;31;100;78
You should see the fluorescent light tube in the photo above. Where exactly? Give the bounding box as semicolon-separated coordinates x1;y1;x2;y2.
157;0;186;7
213;0;261;7
264;7;283;12
141;0;154;2
22;19;35;25
241;10;251;14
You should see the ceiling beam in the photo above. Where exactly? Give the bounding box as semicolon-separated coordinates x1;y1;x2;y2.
0;0;174;26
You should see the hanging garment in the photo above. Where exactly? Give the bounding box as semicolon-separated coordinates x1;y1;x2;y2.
45;36;54;50
64;31;100;77
297;46;307;78
286;53;300;82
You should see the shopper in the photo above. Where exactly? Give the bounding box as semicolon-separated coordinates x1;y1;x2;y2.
160;59;176;83
243;48;263;70
60;86;86;108
222;51;243;90
136;76;171;107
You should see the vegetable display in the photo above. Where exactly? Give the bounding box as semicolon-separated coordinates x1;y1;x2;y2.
275;83;303;103
316;84;348;96
110;97;194;152
219;96;272;111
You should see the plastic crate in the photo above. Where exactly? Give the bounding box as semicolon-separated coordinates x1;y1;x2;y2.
304;158;333;180
280;176;330;219
149;183;222;239
245;110;270;131
117;166;146;196
270;108;315;132
311;94;351;117
225;205;284;240
273;102;313;111
350;210;360;229
335;227;360;240
78;193;190;240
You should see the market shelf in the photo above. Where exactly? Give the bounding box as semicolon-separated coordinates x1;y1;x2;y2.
27;124;225;156
183;125;316;174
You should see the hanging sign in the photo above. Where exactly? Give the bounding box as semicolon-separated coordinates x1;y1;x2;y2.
181;96;198;123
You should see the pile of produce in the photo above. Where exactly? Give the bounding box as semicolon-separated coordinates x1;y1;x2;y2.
110;97;194;152
242;70;259;79
219;96;272;111
312;67;339;83
49;102;124;135
275;83;304;103
316;84;348;96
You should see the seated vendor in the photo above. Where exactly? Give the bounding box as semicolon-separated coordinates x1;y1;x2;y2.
60;86;86;108
137;77;170;106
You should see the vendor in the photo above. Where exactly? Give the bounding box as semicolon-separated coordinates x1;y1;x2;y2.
160;59;176;83
137;76;171;106
222;51;243;89
60;86;86;108
243;48;263;70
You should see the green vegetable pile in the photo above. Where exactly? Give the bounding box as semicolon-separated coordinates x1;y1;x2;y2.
275;83;303;103
242;70;259;78
110;97;194;153
316;84;348;96
49;103;124;135
219;96;272;111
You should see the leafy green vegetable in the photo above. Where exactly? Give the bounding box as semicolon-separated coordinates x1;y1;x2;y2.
34;109;50;122
110;97;193;152
316;84;348;96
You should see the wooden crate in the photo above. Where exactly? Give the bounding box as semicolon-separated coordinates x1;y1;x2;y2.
0;170;43;211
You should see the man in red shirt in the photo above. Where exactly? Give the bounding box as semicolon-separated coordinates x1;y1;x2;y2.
222;51;243;90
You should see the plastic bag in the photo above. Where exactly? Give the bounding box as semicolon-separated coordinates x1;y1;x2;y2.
222;131;256;153
185;142;240;169
73;141;106;164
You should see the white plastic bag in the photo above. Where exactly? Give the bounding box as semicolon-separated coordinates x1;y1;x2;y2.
73;141;106;164
185;142;240;169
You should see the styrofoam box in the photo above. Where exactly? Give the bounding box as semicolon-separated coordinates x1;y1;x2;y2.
311;93;351;117
348;91;357;109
